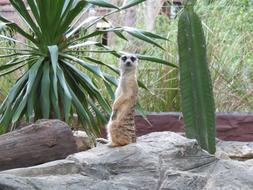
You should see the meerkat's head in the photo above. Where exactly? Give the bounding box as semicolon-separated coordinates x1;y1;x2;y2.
120;54;138;73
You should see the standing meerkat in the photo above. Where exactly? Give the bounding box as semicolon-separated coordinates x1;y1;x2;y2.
106;54;139;147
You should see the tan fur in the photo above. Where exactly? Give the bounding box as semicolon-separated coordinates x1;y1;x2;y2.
107;55;138;147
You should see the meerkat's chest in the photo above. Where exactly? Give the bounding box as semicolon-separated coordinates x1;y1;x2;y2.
115;78;127;96
115;75;138;99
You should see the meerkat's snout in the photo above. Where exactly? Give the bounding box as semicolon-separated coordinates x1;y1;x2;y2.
126;61;131;67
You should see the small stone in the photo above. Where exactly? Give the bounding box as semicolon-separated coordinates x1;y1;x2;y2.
72;130;95;151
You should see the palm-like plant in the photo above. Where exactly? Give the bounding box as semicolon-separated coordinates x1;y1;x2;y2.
0;0;176;135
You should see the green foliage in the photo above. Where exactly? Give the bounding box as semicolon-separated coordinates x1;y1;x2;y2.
178;3;216;153
182;0;196;6
0;0;252;134
136;0;253;112
0;26;16;105
203;0;214;5
127;13;181;112
197;0;253;111
0;0;174;135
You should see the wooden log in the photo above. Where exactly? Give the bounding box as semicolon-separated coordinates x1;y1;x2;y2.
0;120;78;171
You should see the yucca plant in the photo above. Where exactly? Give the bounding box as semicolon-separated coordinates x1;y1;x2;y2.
0;0;177;135
0;24;16;103
178;0;216;154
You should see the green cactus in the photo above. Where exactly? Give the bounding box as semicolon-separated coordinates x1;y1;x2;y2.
177;2;216;154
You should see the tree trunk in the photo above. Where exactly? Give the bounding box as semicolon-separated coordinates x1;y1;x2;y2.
0;120;78;171
145;0;165;31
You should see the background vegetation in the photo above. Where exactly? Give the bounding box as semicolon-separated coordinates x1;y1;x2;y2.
0;0;252;114
140;0;253;112
88;0;253;113
0;0;177;135
153;0;252;112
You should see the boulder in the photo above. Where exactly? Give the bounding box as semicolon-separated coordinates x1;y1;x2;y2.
216;139;253;160
0;132;253;190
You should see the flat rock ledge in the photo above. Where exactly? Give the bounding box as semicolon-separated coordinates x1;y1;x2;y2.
0;132;253;190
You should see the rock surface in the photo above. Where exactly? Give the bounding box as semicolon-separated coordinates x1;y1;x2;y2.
0;132;253;190
72;130;95;151
216;139;253;160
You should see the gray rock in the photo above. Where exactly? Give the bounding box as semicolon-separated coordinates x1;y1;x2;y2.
0;160;81;177
0;132;252;190
72;130;95;151
216;139;253;160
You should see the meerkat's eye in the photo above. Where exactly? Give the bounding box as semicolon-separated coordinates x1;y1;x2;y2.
121;56;127;62
130;56;136;62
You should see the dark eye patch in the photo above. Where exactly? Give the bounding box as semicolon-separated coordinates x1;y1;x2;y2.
121;56;127;62
130;56;136;62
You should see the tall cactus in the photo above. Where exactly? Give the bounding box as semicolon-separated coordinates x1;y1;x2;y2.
177;0;216;154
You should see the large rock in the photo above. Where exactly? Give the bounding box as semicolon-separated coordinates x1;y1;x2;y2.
0;132;253;190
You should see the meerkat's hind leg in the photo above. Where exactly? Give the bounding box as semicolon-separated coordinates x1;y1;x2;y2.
112;135;132;147
96;138;119;147
107;142;119;147
107;139;129;147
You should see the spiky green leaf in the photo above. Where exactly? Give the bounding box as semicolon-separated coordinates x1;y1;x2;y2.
178;6;216;154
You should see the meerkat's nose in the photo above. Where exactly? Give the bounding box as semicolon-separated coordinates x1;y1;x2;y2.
126;61;131;66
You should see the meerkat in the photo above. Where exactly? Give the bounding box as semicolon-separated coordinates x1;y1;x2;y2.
105;54;139;147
